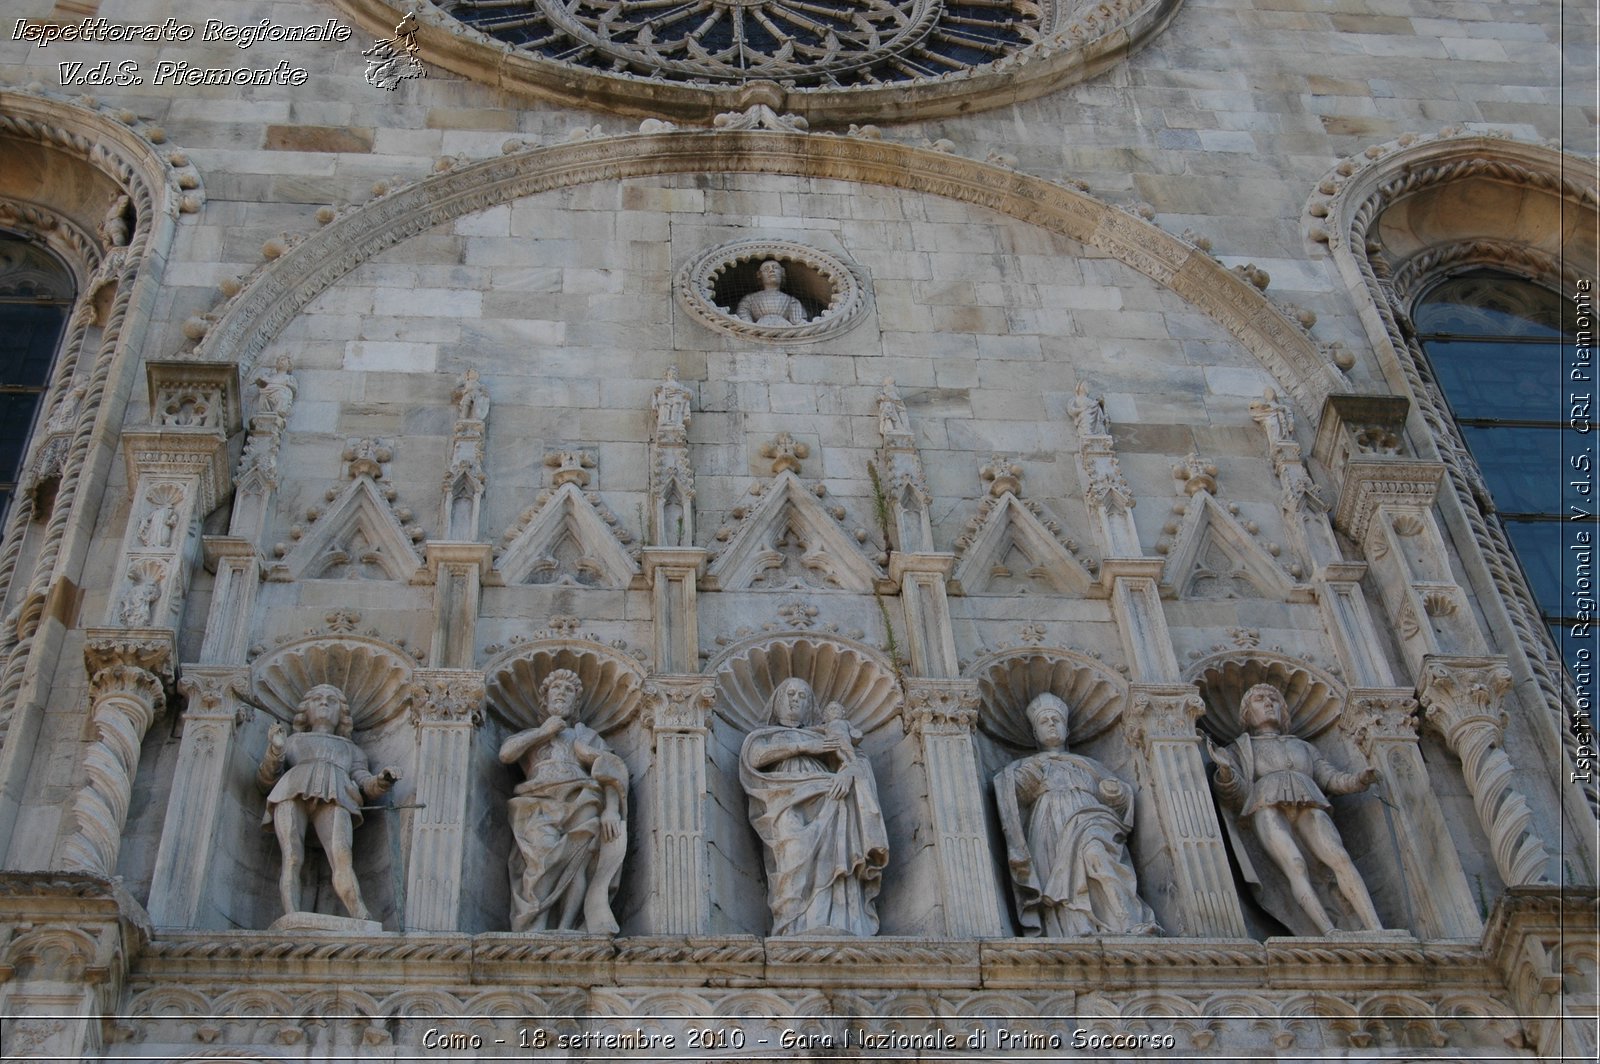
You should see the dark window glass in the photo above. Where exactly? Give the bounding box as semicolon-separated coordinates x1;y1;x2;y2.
0;234;74;532
1416;269;1588;679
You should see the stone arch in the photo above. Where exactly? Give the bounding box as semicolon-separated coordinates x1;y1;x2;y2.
0;89;203;860
965;646;1127;747
1314;132;1598;817
482;638;648;735
196;129;1342;417
1185;650;1345;740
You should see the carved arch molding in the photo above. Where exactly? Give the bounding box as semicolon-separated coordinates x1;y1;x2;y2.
198;128;1345;417
1312;132;1599;815
334;0;1185;125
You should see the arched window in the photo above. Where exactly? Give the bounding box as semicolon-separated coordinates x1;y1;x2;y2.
1413;269;1581;672
0;233;74;527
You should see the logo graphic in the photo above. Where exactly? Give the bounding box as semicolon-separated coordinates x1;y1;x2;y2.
363;12;425;90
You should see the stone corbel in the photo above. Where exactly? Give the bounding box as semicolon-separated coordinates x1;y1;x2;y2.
1418;656;1553;887
642;677;717;933
146;665;250;927
59;630;175;876
901;678;1006;936
1340;688;1480;938
1123;684;1248;938
405;669;485;932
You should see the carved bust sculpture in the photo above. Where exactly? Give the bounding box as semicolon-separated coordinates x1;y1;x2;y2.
739;677;888;936
257;684;400;922
1208;683;1383;935
499;669;629;933
734;260;809;326
995;693;1158;937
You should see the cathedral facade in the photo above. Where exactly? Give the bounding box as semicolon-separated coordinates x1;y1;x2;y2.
0;0;1595;1057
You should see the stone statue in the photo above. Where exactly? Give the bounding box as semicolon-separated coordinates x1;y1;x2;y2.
45;383;85;434
137;492;180;549
1208;683;1383;935
876;377;913;445
652;366;692;437
454;367;490;422
734;260;809;326
1249;387;1295;446
499;669;628;934
994;694;1158;937
254;354;298;416
1068;380;1109;437
257;684;400;922
116;576;159;626
739;678;888;936
98;195;132;248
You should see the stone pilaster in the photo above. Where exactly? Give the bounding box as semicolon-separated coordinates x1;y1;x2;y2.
426;544;492;671
889;553;958;678
1123;685;1248;937
1418;656;1554;887
874;378;933;554
649;367;696;547
1072;388;1141;558
1101;559;1182;682
1317;394;1481;671
903;679;1008;936
643;678;715;933
1341;689;1480;939
642;549;708;675
441;368;489;542
1317;562;1396;687
59;632;173;876
146;667;248;928
197;538;262;665
404;670;484;932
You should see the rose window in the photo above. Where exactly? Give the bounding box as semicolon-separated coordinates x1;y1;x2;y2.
440;0;1040;87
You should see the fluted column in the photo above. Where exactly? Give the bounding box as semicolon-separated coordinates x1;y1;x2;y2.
1419;656;1554;887
1124;685;1248;937
904;679;1008;936
1342;689;1481;938
645;678;715;933
404;670;484;931
58;632;172;875
147;666;247;927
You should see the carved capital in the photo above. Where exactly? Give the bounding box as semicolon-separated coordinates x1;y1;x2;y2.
1418;655;1515;744
1124;685;1205;749
83;628;174;700
175;665;251;724
903;679;980;734
1341;689;1420;755
644;678;717;731
410;669;486;726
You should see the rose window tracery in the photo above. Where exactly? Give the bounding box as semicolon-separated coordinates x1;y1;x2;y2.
441;0;1039;86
